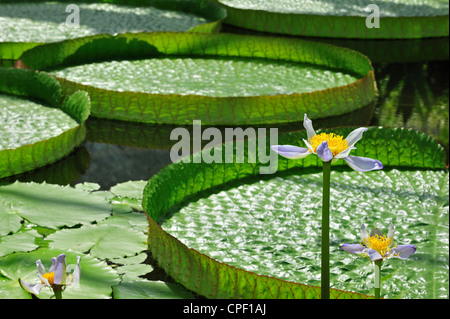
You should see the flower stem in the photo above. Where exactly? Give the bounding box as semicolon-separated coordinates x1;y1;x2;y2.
53;287;63;299
321;160;331;299
374;260;382;299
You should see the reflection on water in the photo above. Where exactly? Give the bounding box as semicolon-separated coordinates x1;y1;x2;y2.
371;60;449;163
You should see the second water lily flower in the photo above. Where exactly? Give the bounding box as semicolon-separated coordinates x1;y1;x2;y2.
19;253;81;299
270;114;383;172
339;222;416;261
339;222;416;299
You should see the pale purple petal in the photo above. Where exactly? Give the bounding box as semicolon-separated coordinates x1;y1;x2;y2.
316;141;333;162
339;244;365;255
270;145;311;159
48;257;56;273
303;114;316;142
53;254;68;285
393;245;416;259
343;155;383;172
367;249;383;261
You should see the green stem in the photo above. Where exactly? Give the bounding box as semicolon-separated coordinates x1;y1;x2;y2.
53;287;63;299
374;260;382;299
321;160;331;299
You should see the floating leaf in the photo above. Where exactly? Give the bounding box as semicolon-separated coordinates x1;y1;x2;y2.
0;231;39;258
218;0;449;39
0;68;89;179
20;32;377;125
0;0;226;59
0;182;111;229
110;180;147;200
47;217;147;259
0;207;22;236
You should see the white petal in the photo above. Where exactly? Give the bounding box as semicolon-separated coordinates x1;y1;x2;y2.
20;279;45;296
36;260;45;275
71;256;81;285
37;272;50;287
303;139;315;154
303;114;316;142
345;127;368;148
387;222;395;240
334;146;356;159
360;223;369;242
270;145;311;159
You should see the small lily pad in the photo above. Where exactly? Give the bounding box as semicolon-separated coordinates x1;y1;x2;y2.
0;182;112;229
47;220;147;259
0;231;39;257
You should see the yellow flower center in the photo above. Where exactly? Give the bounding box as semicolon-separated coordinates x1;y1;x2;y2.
41;272;55;285
362;234;395;258
309;133;348;156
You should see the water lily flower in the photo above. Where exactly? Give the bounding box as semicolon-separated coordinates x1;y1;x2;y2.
19;253;81;298
339;222;416;261
339;222;416;298
270;114;383;172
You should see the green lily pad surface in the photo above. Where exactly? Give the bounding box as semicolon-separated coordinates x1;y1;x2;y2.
20;32;376;125
0;2;211;43
0;94;78;151
0;68;89;179
218;0;449;38
0;0;225;59
50;57;359;97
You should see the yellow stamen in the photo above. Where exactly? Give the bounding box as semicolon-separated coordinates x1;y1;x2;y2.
309;133;348;156
361;234;395;259
41;272;55;285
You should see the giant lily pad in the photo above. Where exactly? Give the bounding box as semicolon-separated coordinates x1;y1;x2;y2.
0;0;226;60
19;32;377;125
0;67;89;179
218;0;449;39
142;126;448;299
